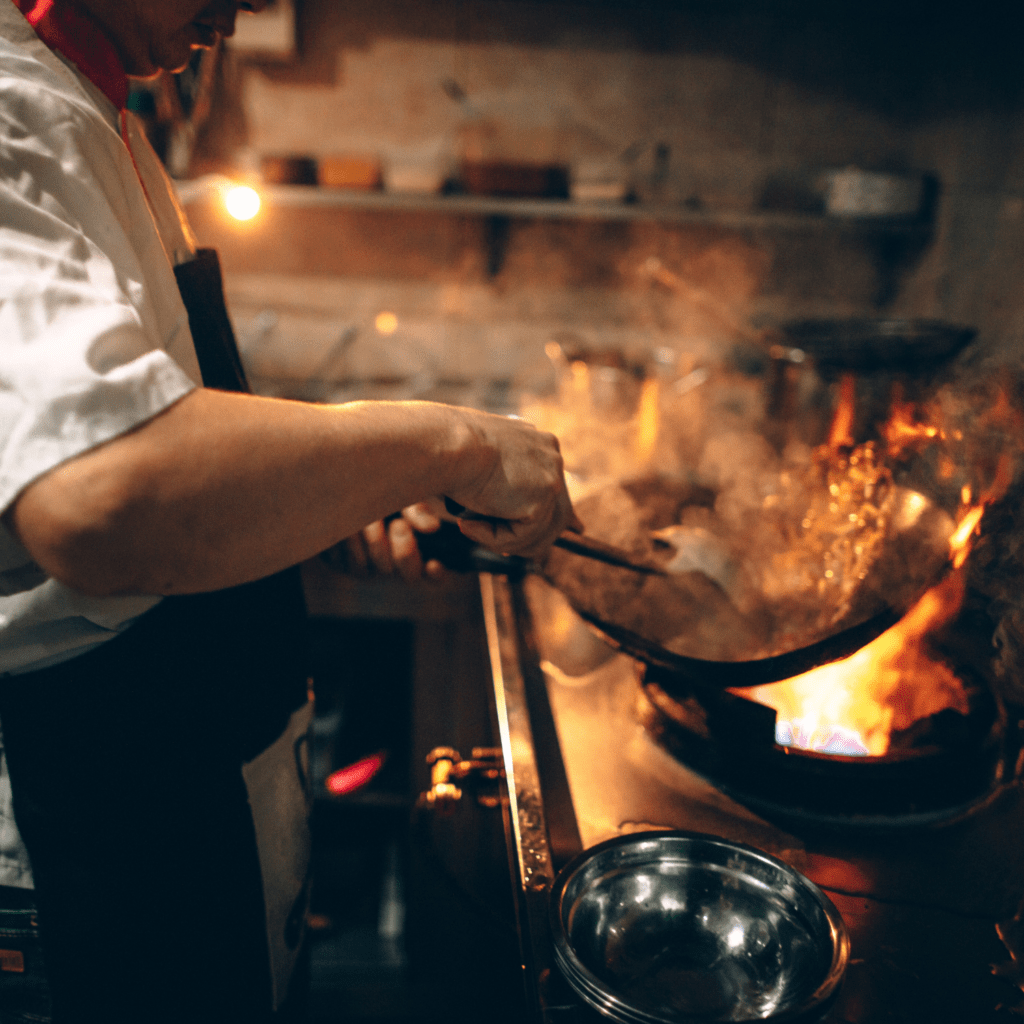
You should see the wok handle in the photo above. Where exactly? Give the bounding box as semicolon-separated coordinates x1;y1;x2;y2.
443;496;507;529
443;497;664;574
386;513;531;575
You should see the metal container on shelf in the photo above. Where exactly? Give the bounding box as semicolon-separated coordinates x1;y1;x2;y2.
820;167;928;220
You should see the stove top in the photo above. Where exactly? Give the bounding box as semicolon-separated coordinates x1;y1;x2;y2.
482;572;1024;1022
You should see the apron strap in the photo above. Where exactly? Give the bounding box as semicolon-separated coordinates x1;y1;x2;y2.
174;248;251;393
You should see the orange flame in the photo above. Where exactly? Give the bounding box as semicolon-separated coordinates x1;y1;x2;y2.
749;379;1024;758
949;505;984;569
826;374;856;450
741;569;969;756
750;486;993;755
635;377;660;464
882;391;940;455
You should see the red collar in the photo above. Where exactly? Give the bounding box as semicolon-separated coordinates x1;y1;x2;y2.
15;0;128;111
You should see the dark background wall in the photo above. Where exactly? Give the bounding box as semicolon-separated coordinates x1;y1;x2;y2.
180;0;1024;394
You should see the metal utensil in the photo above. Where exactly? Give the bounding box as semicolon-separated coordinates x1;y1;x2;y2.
550;830;850;1024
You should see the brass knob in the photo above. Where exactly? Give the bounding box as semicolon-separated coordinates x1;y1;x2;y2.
417;746;505;813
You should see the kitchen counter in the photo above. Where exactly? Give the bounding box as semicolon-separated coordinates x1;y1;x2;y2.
482;573;1024;1023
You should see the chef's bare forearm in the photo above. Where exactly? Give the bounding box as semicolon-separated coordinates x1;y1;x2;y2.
4;388;574;597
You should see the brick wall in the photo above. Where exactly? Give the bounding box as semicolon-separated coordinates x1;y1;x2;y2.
184;0;1024;391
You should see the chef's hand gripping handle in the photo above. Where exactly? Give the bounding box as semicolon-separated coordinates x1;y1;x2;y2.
443;496;508;529
385;509;531;575
443;497;666;575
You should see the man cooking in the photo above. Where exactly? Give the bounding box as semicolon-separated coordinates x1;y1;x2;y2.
0;1;579;1021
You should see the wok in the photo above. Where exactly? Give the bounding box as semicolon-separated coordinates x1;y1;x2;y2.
420;486;957;687
776;317;976;373
643;258;976;372
765;318;977;449
569;604;904;687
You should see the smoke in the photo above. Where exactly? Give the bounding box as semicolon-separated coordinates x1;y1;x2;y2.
536;321;1024;682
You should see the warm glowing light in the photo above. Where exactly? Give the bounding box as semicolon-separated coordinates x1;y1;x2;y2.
950;505;985;568
635;377;660;464
224;184;261;221
882;398;941;455
570;360;590;396
325;751;386;795
375;312;398;335
892;489;928;530
517;347;673;484
827;374;857;449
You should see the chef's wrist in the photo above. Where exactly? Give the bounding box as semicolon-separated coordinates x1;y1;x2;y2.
431;404;498;505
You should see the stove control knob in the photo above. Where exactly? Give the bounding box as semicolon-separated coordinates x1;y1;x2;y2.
417;746;505;814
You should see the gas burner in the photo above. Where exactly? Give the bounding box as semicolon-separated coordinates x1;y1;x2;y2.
636;662;1009;831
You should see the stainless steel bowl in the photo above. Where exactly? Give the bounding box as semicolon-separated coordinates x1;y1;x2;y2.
550;831;850;1023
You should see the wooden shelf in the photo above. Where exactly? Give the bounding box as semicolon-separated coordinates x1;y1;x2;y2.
180;179;928;235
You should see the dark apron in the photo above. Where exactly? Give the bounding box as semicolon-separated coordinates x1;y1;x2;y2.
0;249;309;1024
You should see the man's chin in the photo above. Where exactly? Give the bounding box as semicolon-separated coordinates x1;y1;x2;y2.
148;38;209;76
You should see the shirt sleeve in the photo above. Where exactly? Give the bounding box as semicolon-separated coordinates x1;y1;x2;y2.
0;74;199;528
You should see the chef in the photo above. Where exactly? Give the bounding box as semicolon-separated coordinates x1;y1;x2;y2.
0;1;579;1022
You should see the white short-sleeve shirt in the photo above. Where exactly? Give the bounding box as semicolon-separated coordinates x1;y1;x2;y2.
0;1;206;885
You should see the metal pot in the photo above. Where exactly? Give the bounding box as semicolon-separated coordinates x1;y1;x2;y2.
550;830;850;1024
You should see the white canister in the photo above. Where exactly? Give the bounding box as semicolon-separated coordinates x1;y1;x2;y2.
823;167;925;218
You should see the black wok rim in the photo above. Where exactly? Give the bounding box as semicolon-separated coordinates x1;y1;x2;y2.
576;605;903;688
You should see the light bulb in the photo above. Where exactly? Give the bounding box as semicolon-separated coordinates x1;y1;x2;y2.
224;184;261;221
